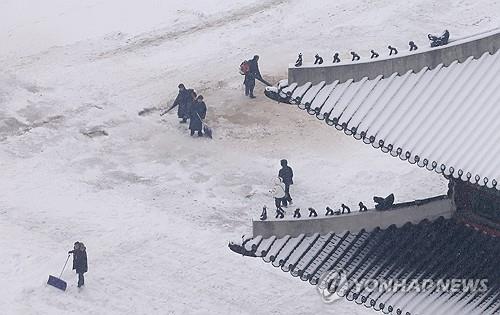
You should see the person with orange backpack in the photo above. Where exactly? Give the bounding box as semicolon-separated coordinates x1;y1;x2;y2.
240;55;270;98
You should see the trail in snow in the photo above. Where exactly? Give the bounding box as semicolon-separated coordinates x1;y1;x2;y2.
97;0;289;59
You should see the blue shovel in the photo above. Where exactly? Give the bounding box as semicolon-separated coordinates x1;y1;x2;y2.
47;254;70;291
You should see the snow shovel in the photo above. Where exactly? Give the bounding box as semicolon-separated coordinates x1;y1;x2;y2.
197;113;213;139
47;254;70;291
257;77;272;87
160;106;174;116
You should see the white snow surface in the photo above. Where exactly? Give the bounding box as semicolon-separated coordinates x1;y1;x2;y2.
0;0;498;314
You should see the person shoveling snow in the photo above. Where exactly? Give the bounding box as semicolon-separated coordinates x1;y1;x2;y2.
68;241;88;288
160;83;191;123
47;241;88;290
241;55;271;99
189;95;209;137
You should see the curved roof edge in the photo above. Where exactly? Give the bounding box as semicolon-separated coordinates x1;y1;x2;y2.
295;99;498;191
288;28;500;85
265;58;500;191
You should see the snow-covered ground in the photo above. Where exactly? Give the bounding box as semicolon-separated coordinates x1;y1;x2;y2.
1;1;498;314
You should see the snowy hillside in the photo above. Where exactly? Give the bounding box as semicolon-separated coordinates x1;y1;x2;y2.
1;0;498;314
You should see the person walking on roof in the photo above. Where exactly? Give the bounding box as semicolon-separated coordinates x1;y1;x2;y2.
68;241;88;288
278;159;294;207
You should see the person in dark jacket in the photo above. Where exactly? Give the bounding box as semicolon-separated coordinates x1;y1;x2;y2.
180;88;196;123
189;95;207;136
243;55;269;98
278;159;293;207
187;89;197;115
168;83;191;123
68;241;88;288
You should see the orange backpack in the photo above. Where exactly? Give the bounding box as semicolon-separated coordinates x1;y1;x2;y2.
239;60;250;75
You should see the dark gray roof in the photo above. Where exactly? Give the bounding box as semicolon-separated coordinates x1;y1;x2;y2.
240;218;500;315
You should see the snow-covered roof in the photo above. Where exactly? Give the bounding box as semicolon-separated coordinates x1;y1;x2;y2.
274;49;500;190
240;218;500;315
288;28;500;85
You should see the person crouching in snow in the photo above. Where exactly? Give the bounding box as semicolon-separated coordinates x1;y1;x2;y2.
189;95;207;137
68;241;88;288
270;178;286;219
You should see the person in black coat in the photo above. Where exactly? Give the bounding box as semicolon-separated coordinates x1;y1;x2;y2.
189;95;207;136
244;55;263;99
179;88;197;122
187;89;197;115
278;159;294;207
169;83;191;123
68;241;88;288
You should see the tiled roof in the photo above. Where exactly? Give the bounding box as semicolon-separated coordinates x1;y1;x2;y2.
241;218;500;315
268;50;500;191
